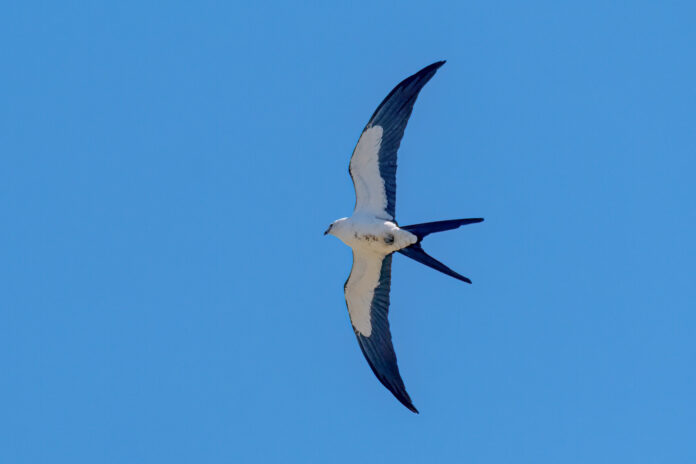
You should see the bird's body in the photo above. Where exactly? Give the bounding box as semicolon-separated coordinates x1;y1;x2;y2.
325;61;483;413
329;216;417;255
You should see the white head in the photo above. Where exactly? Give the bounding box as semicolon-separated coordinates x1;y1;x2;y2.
324;217;349;239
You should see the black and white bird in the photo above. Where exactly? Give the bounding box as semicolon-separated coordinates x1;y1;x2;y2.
324;61;483;413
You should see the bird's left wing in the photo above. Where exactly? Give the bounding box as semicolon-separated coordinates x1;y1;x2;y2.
344;250;417;413
349;61;445;221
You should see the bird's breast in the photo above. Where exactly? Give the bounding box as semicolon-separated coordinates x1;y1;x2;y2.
342;219;416;253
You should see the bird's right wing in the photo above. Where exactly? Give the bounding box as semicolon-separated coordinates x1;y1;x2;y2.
344;250;417;413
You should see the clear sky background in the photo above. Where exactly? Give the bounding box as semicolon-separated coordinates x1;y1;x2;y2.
2;1;695;463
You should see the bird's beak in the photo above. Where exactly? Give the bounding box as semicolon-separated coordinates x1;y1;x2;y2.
323;227;330;236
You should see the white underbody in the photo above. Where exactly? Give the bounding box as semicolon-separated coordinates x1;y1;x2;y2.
329;215;417;255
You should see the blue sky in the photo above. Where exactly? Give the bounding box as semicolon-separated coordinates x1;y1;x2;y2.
2;1;695;462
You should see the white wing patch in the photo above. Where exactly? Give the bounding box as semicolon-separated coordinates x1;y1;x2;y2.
350;125;391;219
345;249;386;337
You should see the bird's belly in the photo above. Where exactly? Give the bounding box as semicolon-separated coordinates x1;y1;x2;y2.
346;223;416;253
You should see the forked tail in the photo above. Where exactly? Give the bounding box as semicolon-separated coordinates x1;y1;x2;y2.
398;218;483;284
401;218;483;242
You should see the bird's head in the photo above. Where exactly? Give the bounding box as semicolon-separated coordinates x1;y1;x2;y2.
324;218;348;237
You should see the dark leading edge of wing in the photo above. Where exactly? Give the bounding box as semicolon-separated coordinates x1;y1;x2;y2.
352;254;418;413
354;60;446;220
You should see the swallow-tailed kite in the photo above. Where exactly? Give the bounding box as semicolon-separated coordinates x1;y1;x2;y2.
325;61;483;413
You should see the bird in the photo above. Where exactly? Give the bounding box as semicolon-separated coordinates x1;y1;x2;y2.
324;60;483;413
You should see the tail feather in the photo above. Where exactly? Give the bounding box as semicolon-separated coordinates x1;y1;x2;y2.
398;218;483;283
402;218;483;242
398;243;472;284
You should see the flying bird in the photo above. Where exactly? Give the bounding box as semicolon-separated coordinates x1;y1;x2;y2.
324;61;483;413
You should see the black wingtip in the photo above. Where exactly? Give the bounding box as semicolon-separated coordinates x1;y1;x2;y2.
396;393;419;414
394;388;419;413
390;391;419;414
423;60;446;73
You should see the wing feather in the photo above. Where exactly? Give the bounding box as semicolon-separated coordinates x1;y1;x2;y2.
344;251;418;413
349;61;445;221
